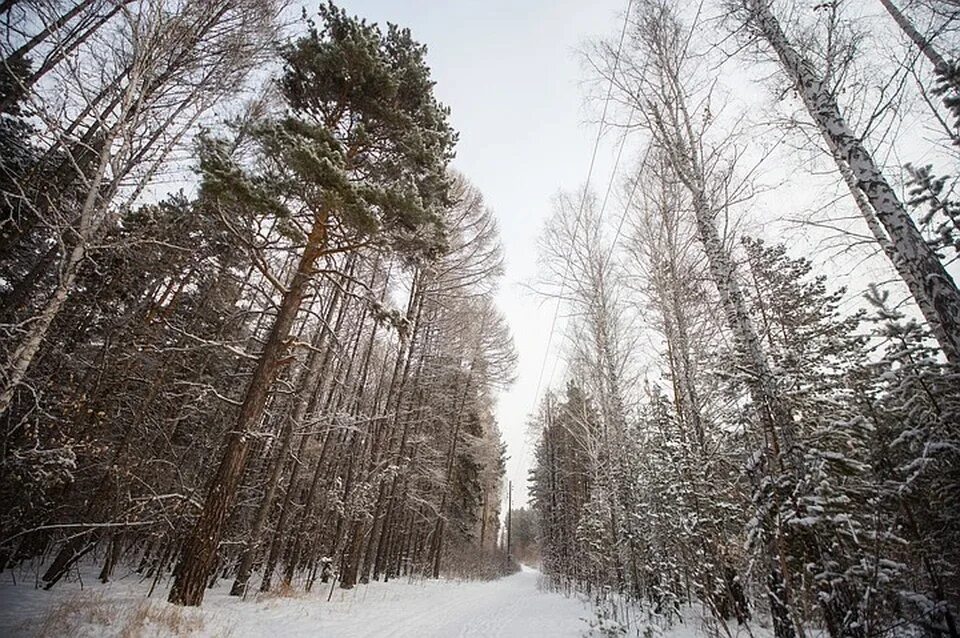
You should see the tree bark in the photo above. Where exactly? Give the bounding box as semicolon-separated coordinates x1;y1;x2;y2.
746;0;960;363
168;210;328;607
878;0;949;70
229;277;344;597
0;127;113;418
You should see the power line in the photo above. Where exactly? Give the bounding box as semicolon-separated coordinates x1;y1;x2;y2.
601;143;650;276
510;0;636;488
544;105;637;394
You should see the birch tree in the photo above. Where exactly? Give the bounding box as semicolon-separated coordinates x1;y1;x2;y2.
728;0;960;363
0;0;282;418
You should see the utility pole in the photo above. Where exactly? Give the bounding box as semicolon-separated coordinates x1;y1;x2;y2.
506;480;512;560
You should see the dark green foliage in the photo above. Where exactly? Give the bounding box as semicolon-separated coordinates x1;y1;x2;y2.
277;2;456;258
856;292;960;634
906;163;960;259
932;60;960;140
508;507;539;564
0;190;252;546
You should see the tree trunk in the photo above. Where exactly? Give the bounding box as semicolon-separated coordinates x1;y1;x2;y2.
878;0;949;71
259;301;347;592
818;103;958;359
648;34;800;633
746;0;960;363
0;199;100;418
4;1;95;64
168;211;328;607
229;279;344;597
1;1;128;112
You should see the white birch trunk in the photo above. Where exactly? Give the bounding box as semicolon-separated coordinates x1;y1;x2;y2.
878;0;948;70
820;121;958;354
745;0;960;363
649;96;794;458
0;126;115;418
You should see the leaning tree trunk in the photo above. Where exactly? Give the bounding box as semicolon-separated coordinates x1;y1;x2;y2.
0;126;114;418
229;268;347;597
0;1;130;112
258;279;352;593
878;0;951;72
168;210;329;607
650;69;800;634
746;0;960;363
821;130;958;357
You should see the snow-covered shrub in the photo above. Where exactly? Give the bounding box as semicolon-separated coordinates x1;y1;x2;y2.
439;531;519;581
35;592;207;637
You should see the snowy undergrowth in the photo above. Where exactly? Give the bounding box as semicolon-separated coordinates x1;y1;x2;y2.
0;565;213;637
0;563;555;637
579;596;781;638
30;592;207;638
536;574;782;638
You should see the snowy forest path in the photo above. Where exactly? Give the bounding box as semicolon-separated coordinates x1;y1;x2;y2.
0;565;592;637
307;565;589;637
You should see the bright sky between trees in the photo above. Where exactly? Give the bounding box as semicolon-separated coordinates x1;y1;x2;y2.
339;0;627;507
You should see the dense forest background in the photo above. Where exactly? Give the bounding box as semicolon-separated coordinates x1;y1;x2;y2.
527;1;960;637
2;1;960;637
0;0;519;606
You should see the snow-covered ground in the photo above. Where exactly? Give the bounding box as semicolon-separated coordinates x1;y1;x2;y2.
0;564;757;637
0;565;594;636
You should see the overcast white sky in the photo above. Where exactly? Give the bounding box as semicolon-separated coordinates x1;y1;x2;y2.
338;0;629;507
331;0;960;514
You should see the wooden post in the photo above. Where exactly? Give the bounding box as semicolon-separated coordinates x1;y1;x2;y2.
506;481;512;561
